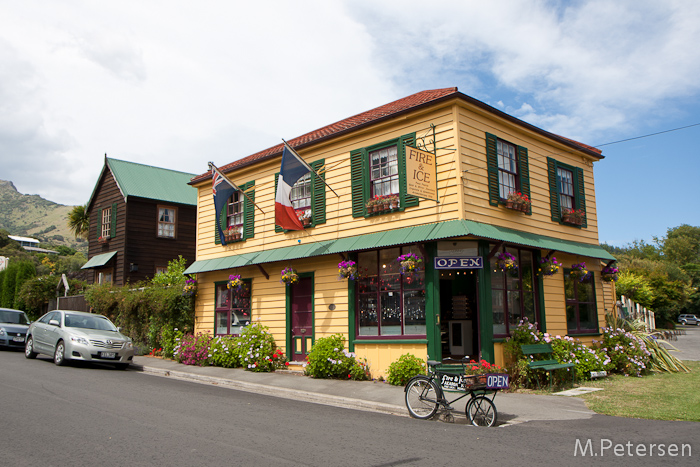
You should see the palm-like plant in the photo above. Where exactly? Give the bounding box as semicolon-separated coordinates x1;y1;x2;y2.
67;204;90;239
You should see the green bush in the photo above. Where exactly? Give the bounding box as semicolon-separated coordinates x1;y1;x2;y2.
594;327;651;376
304;334;370;380
550;335;612;381
174;333;212;366
237;322;287;372
387;353;426;386
209;335;241;368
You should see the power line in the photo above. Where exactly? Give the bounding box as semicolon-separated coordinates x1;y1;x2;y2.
594;122;700;148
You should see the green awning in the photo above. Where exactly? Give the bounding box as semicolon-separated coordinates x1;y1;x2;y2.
81;251;117;269
184;219;615;275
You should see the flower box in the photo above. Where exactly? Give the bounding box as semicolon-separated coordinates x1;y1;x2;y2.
506;192;531;213
98;236;110;244
562;208;585;225
224;230;242;242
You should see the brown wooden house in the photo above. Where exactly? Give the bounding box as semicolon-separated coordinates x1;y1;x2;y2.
81;157;197;286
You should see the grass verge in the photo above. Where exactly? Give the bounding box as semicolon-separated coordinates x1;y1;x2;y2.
578;361;700;421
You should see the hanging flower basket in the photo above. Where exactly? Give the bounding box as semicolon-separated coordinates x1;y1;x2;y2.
538;256;560;276
227;274;244;291
495;251;518;273
570;262;591;282
280;267;299;286
397;253;423;275
182;278;197;297
338;260;358;280
601;265;619;282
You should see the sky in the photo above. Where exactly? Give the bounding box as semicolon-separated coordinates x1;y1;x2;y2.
1;0;699;247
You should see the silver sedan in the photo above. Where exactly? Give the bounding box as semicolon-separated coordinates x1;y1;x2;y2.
25;309;134;369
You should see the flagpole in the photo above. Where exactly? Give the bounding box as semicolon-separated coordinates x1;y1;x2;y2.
281;139;340;198
208;162;266;214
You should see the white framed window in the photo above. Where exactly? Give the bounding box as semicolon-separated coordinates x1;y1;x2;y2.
101;207;112;239
158;206;177;238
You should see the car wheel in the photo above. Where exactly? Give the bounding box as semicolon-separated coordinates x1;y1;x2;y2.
54;340;68;366
681;320;687;325
25;336;38;359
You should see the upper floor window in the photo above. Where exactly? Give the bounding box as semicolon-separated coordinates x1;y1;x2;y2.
547;158;587;227
158;206;176;238
101;207;111;239
350;133;419;218
227;192;245;236
291;172;312;220
275;161;327;232
215;181;256;245
486;133;531;211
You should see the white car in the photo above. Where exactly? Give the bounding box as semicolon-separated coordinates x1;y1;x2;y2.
25;310;134;369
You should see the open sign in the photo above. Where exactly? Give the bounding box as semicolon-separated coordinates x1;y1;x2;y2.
486;373;509;389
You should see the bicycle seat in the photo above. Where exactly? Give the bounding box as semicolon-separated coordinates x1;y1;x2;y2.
427;360;441;367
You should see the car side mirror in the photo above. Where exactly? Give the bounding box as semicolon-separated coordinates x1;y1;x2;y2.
49;319;60;326
117;327;122;332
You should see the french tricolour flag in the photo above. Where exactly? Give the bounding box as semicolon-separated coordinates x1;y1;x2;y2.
275;144;309;231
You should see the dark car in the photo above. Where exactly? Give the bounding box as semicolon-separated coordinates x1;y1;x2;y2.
0;308;31;350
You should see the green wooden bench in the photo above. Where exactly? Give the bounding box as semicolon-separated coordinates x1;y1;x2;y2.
521;344;575;391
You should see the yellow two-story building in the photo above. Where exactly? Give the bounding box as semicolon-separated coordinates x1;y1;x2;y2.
185;87;616;377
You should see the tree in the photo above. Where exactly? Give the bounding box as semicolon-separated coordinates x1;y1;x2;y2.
661;224;700;265
67;204;90;239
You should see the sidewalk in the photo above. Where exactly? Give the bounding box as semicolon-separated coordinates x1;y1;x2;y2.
131;356;596;426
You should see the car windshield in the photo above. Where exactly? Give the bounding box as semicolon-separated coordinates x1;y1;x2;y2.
0;310;29;325
64;314;118;332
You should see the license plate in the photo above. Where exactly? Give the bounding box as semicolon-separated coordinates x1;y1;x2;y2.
12;336;25;343
100;352;116;359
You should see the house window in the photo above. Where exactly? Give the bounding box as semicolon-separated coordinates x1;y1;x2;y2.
291;172;312;220
155;266;168;275
565;270;598;333
97;269;113;285
557;168;575;212
497;139;518;199
369;145;399;197
157;206;176;238
356;246;426;337
491;247;538;337
215;280;252;335
350;133;419;218
227;192;244;236
101;207;112;239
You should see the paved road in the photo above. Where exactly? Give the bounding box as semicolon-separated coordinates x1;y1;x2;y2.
664;325;700;360
1;350;698;466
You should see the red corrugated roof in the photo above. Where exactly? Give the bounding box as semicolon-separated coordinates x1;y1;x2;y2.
190;87;601;184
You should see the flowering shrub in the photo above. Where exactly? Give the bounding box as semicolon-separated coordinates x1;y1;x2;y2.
496;251;518;273
538;256;560;276
304;334;370;380
387;353;426;386
465;359;504;375
594;327;651;377
161;326;183;359
208;335;241;368
549;334;612;381
182;278;197;297
174;333;212;366
237;322;288;372
601;265;619;282
397;253;423;275
338;260;358;280
280;267;299;285
227;274;244;290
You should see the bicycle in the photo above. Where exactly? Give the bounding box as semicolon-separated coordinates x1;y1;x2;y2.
404;359;508;427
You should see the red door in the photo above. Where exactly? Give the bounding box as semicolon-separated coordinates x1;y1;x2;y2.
290;276;313;362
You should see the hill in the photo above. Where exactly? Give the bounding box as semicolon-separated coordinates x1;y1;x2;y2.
0;180;87;254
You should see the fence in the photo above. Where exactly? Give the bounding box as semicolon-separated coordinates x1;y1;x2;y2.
48;295;90;312
617;295;655;331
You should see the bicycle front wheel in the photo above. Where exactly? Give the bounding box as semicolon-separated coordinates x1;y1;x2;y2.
405;377;440;419
466;395;497;427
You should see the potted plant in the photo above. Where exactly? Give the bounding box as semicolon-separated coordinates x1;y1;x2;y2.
182;278;197;297
98;235;110;244
297;211;312;226
562;208;585;225
280;267;299;286
385;194;399;210
601;264;619;282
506;192;531;212
495;251;518;273
569;262;590;282
337;259;358;280
227;274;244;291
365;197;377;214
397;253;423;275
463;359;507;388
224;227;239;242
538;256;560;276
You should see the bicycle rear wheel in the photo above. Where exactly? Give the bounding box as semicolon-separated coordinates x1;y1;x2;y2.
466;395;497;427
405;377;440;419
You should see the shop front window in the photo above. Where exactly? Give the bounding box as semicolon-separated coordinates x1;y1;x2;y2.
356;246;426;337
491;247;537;337
565;270;598;333
215;279;252;335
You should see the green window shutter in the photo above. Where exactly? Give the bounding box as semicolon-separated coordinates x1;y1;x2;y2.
486;133;500;206
274;173;283;233
311;159;326;226
96;208;102;240
399;133;419;208
350;149;366;218
243;181;255;240
517;145;531;215
575;168;587;228
547;157;561;223
111;203;117;237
